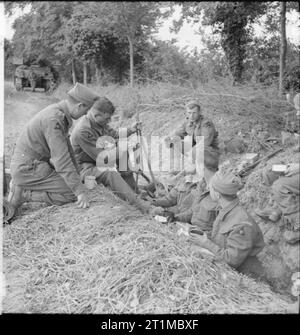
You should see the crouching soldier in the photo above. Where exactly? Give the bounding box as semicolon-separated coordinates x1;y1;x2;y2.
255;163;300;244
5;83;100;223
189;171;266;278
165;100;219;156
70;97;150;213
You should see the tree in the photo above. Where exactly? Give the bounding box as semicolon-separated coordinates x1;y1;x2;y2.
82;2;172;87
279;2;287;96
176;2;267;84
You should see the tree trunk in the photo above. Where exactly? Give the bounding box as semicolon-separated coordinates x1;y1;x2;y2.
83;61;88;85
71;58;77;85
128;37;134;87
279;1;287;96
95;55;102;85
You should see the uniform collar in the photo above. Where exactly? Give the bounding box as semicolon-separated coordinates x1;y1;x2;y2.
57;101;73;128
86;115;106;136
217;198;239;222
187;116;203;127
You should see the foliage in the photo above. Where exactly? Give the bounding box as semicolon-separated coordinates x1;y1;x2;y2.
4;39;15;79
245;35;299;85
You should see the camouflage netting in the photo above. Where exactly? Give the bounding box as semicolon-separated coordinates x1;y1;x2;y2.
3;187;293;314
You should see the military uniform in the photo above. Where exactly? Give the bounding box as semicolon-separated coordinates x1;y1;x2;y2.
262;168;300;230
173;117;219;150
70;115;140;205
176;190;219;235
152;180;198;214
10;101;85;205
201;199;265;274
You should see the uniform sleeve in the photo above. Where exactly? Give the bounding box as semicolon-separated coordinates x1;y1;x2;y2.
153;188;179;208
75;129;102;162
201;119;217;147
44;117;86;196
202;224;254;268
173;122;188;139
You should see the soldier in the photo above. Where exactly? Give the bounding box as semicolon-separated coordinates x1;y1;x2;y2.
255;163;300;244
189;171;265;278
70;97;150;213
150;174;199;217
4;83;100;223
165;100;219;154
170;150;220;237
151;147;219;222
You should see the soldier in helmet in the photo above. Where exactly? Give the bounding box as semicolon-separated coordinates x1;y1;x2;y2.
5;83;100;223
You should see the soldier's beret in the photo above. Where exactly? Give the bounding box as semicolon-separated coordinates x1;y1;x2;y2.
67;83;99;108
210;171;243;195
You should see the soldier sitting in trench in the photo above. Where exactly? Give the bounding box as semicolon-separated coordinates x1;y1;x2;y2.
150;146;220;221
70;97;150;213
167;150;220;238
188;171;266;278
255;163;300;244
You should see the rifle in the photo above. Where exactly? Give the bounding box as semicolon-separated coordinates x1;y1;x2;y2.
238;148;283;178
134;109;158;193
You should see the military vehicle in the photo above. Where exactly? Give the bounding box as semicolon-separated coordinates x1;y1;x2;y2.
14;64;57;92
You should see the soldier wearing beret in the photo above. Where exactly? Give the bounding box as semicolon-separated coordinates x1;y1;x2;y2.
189;171;265;277
70;97;150;213
5;83;100;223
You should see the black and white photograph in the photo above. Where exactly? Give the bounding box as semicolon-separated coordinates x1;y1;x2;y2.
1;1;300;320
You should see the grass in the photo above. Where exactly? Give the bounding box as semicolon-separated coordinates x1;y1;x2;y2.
3;78;298;313
3;186;292;313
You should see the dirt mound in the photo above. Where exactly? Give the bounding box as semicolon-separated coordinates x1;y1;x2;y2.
3;186;293;314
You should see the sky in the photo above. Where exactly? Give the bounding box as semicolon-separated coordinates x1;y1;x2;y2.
3;3;300;52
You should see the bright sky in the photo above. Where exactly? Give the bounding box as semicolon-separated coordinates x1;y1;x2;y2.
4;4;300;52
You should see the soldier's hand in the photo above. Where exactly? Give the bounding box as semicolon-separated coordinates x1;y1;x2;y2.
76;193;89;209
130;121;142;133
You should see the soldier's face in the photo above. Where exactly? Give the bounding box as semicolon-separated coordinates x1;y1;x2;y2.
72;103;89;119
90;108;112;125
186;107;201;122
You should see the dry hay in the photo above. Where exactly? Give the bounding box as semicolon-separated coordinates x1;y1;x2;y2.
3;187;292;314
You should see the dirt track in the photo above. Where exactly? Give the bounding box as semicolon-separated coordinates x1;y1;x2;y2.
4;82;59;167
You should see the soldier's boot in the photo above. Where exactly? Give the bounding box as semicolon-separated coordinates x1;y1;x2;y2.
255;205;282;222
4;184;27;224
4;184;45;224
